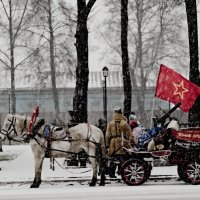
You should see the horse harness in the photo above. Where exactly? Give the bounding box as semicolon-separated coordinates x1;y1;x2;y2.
1;116;101;170
0;116;28;142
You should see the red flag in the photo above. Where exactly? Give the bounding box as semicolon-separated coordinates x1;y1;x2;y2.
155;64;200;112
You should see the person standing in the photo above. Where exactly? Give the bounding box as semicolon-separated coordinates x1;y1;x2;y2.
97;118;106;139
105;107;135;178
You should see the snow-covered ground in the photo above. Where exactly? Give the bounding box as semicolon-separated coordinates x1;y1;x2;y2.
0;145;200;200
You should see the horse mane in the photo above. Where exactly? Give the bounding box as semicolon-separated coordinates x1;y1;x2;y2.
7;114;31;121
6;114;31;130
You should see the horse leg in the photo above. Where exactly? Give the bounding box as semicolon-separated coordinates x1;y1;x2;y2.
99;158;107;186
88;157;98;186
30;148;45;188
99;174;106;186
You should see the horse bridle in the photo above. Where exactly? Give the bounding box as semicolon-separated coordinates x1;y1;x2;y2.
0;116;28;142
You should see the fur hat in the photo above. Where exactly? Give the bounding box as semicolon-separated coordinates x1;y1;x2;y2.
129;113;137;120
114;106;122;114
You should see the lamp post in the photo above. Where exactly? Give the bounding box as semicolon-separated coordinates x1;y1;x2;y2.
8;89;11;145
101;80;105;122
101;80;105;106
102;66;109;127
8;89;11;114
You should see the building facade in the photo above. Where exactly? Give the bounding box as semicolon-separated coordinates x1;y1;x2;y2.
0;71;187;127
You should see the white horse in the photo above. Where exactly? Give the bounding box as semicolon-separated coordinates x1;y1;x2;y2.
0;114;106;188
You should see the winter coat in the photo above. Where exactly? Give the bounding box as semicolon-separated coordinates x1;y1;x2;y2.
106;113;135;155
129;119;138;131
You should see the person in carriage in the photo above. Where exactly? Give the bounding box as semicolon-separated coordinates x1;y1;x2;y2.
105;107;135;178
129;111;140;131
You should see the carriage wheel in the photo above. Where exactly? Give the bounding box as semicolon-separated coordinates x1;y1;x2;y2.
177;165;187;183
182;160;200;185
121;159;148;186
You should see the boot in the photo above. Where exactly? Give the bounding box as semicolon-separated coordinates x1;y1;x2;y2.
109;162;117;178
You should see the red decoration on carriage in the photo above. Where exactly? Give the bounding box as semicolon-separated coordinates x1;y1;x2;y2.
172;128;200;142
28;106;39;133
151;150;171;157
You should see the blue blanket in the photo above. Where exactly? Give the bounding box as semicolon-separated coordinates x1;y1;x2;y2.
136;127;163;149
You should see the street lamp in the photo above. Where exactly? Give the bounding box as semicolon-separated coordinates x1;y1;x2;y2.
102;66;109;127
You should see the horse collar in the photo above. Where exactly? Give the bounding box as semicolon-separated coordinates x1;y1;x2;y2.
32;119;45;136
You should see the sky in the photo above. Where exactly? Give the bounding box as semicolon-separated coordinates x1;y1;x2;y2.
0;145;200;200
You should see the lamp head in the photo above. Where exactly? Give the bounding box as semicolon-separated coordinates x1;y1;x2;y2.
102;66;109;77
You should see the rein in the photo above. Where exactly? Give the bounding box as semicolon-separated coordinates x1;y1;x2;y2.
53;158;94;174
32;136;97;159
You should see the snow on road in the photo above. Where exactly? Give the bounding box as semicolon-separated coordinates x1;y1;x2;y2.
0;145;200;200
0;181;200;200
0;145;93;183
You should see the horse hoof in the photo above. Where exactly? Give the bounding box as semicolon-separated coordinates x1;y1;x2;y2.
89;182;96;186
89;177;97;186
30;184;40;188
99;182;105;186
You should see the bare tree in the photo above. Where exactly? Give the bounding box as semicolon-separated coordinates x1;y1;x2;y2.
47;0;59;117
185;0;200;124
121;0;132;119
27;0;76;119
73;0;97;123
0;0;34;113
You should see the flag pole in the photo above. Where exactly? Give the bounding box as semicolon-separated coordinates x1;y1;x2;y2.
150;97;156;128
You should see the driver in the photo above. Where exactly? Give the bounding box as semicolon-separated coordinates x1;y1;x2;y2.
105;107;135;178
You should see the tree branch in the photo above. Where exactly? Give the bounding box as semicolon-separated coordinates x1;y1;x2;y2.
15;48;39;69
0;0;9;20
0;58;10;69
0;49;10;60
86;0;96;16
13;0;29;43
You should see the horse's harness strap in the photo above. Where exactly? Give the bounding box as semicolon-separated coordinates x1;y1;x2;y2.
86;123;99;145
1;117;18;139
23;119;27;132
33;136;97;159
87;123;92;140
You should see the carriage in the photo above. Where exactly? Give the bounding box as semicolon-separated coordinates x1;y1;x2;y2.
118;103;200;186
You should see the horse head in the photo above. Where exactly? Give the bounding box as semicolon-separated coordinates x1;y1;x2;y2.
0;114;30;142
